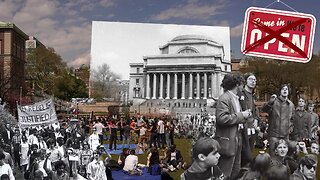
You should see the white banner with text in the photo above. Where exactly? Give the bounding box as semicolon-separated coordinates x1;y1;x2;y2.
18;98;58;127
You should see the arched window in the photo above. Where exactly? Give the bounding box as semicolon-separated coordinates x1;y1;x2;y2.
177;46;199;54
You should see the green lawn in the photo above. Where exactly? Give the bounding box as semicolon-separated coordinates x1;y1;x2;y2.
104;138;320;180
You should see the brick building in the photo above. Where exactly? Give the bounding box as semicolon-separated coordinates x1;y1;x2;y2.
0;22;29;103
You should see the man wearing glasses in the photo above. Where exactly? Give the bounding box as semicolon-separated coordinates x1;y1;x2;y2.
290;154;317;180
238;72;260;167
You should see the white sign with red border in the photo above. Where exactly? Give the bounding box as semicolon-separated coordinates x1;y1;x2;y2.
241;7;316;63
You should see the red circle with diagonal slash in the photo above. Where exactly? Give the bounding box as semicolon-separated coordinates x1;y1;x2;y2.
241;7;316;63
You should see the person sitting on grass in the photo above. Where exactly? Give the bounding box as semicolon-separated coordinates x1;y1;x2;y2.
166;144;183;171
123;149;142;175
148;147;161;175
181;137;225;180
118;148;130;168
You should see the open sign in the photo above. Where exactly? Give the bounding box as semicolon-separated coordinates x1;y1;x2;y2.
241;7;316;63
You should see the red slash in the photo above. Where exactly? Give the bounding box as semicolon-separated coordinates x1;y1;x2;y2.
243;18;308;59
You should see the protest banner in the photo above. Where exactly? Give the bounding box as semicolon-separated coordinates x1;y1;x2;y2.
17;98;58;127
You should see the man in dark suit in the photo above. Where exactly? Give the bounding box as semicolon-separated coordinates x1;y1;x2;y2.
215;73;251;179
1;124;14;145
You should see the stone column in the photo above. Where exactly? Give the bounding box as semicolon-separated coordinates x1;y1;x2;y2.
166;73;170;99
216;73;221;97
159;73;164;99
189;73;193;99
181;73;185;99
211;73;215;98
152;73;157;99
196;73;200;99
203;72;207;99
173;73;178;99
146;73;150;99
211;73;218;98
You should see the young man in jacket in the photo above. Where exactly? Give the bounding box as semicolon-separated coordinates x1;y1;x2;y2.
262;84;295;157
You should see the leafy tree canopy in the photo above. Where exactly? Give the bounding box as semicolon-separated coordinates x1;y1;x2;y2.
239;54;320;104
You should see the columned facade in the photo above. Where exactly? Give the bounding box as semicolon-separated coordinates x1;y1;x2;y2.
144;71;220;100
129;34;231;115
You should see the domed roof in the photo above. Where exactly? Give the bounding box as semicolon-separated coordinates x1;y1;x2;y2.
171;35;220;45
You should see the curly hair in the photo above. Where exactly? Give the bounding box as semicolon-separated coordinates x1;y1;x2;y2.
221;73;242;91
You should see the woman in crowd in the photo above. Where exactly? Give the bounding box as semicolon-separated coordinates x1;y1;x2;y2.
118;148;130;168
266;139;292;177
148;147;161;175
51;160;69;180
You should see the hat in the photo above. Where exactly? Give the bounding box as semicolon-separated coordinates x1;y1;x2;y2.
300;154;318;166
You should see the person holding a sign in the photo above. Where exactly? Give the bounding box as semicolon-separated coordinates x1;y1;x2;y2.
262;84;295;157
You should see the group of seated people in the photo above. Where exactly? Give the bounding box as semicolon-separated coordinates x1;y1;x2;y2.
181;137;319;180
116;144;186;178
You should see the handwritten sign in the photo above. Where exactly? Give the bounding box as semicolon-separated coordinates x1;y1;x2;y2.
241;7;316;63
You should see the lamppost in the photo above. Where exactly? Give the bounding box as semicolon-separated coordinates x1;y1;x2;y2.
76;102;79;118
19;86;22;105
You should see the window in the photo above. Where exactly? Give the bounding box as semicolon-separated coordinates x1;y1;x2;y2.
134;89;140;98
137;68;140;73
225;65;228;71
136;79;139;85
178;47;198;54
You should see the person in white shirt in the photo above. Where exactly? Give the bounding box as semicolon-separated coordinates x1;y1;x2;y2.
87;150;108;180
38;136;48;150
93;119;105;143
123;149;139;171
27;129;39;146
37;149;52;179
138;123;147;146
0;151;14;180
157;119;166;149
88;129;100;151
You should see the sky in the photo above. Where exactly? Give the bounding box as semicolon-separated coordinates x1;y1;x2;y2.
1;0;319;79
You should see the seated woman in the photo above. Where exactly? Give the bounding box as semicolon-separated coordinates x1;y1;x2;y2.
118;148;130;168
266;139;292;176
166;144;183;171
240;151;271;179
148;147;161;175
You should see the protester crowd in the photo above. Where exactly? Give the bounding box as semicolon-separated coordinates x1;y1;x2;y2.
182;72;320;180
0;72;319;180
0;111;193;179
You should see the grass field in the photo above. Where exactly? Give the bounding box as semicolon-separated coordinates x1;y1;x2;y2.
105;137;320;180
